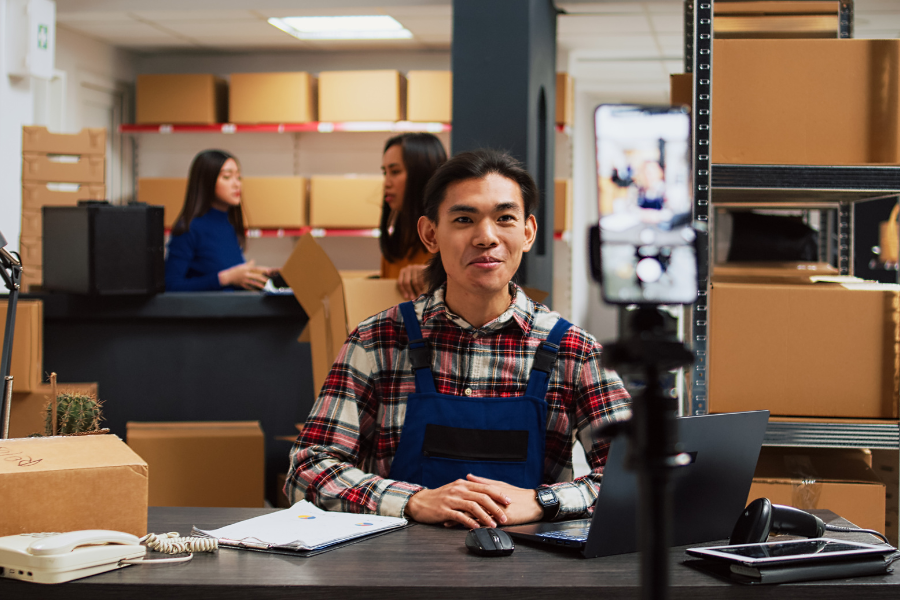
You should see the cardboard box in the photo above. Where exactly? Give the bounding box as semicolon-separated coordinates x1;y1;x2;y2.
670;73;692;108
281;234;403;393
712;261;840;283
21;207;42;239
19;236;42;268
126;421;264;508
22;126;106;156
554;178;572;233
556;72;574;126
407;70;452;123
318;70;406;122
0;300;42;393
136;74;228;124
22;182;106;210
709;280;900;418
242;177;308;229
749;447;886;534
0;435;148;536
309;175;383;228
9;382;98;439
137;178;187;229
229;72;316;123
22;153;105;184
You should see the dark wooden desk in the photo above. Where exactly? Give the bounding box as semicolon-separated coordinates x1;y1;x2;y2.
0;508;895;599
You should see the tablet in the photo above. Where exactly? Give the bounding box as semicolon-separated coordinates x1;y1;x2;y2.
686;538;892;567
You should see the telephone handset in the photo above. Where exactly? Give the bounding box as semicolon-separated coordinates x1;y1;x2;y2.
0;529;146;584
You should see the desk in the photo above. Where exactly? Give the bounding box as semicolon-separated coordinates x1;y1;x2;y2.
1;507;895;599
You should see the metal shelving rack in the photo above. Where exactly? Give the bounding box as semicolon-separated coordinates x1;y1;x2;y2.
685;1;900;457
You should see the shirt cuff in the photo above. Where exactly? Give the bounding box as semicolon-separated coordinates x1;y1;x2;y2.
377;480;425;518
548;480;597;520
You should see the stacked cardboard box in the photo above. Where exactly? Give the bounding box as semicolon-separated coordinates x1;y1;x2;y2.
136;74;227;124
0;300;43;394
20;127;106;290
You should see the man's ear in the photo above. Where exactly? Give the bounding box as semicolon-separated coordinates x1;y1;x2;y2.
418;215;440;254
522;214;537;253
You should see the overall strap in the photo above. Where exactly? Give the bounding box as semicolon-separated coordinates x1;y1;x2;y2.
524;318;572;399
398;301;436;394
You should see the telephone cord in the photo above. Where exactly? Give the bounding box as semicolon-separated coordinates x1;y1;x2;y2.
120;532;218;565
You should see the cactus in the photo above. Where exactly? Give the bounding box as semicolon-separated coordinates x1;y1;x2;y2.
43;392;104;436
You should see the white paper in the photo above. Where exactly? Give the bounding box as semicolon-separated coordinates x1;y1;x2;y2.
193;501;407;551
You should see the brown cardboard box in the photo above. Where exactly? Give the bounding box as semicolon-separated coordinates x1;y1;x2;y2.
281;234;403;393
670;73;692;108
137;178;187;229
712;261;840;283
242;177;308;229
19;237;42;268
554;178;572;233
22;153;105;183
126;421;264;508
748;447;886;534
0;435;148;536
709;280;900;418
309;175;383;228
22;182;106;209
136;74;228;124
0;300;42;393
21;207;42;239
556;73;574;126
9;382;98;439
407;70;452;123
318;70;406;122
229;72;316;123
22;126;106;156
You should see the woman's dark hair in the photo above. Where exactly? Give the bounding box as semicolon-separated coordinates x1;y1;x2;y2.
171;149;246;247
422;149;539;293
379;133;447;263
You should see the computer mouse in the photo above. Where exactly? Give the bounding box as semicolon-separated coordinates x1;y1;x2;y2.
465;527;515;557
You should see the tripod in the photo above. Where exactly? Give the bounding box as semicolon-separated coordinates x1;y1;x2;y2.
0;230;24;439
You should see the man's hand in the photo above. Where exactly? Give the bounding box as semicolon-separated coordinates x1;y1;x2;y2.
465;474;544;525
396;264;427;301
404;478;512;529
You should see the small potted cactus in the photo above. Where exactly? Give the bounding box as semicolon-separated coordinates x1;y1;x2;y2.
35;373;109;437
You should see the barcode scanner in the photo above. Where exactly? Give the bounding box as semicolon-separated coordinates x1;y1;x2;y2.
730;498;826;545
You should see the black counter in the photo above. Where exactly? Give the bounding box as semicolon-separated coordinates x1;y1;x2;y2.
31;291;315;504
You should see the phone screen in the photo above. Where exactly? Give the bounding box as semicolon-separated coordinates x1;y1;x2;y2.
594;104;698;304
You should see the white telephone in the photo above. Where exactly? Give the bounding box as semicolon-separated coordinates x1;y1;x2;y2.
0;530;146;584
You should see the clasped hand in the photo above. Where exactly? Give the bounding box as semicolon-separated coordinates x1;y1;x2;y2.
404;474;544;529
219;260;275;290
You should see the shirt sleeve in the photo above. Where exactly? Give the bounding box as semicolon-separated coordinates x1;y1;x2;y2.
546;341;632;520
284;330;423;517
164;231;224;291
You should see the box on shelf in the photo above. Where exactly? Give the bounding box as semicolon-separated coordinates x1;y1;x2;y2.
229;72;316;123
137;178;187;229
748;447;886;534
22;153;105;183
22;126;106;156
711;261;840;283
407;70;452;123
19;236;41;268
709;278;900;418
20;208;42;240
126;421;264;508
556;72;574;126
9;382;98;439
0;300;42;393
281;234;403;393
309;175;383;228
554;178;572;233
318;70;406;122
22;182;106;210
136;74;228;124
0;435;148;537
670;73;692;108
242;177;308;229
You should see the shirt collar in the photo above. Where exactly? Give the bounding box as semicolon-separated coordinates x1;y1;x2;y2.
421;282;535;335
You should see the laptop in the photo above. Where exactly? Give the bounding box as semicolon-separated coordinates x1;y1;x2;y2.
502;410;769;558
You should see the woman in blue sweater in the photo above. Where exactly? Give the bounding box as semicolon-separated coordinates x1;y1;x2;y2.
165;149;274;291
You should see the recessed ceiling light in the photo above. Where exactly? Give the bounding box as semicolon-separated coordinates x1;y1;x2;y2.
268;15;413;40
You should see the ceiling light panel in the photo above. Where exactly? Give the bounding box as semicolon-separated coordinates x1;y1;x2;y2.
269;15;413;40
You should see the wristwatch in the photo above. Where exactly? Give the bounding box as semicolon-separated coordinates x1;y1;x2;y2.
536;487;560;522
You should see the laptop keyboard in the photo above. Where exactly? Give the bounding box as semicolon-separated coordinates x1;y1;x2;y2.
536;528;590;543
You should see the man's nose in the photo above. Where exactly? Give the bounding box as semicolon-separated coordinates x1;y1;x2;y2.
473;220;499;246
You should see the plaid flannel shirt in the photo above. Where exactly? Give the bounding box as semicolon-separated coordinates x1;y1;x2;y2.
285;283;632;519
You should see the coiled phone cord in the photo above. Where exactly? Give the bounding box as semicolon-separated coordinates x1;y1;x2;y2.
121;532;218;565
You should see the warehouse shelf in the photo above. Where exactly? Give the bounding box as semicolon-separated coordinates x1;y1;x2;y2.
120;121;451;134
764;418;900;450
242;228;568;240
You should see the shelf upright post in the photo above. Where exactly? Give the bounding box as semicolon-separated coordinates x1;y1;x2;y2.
839;1;853;39
839;203;853;275
687;1;713;416
684;1;693;73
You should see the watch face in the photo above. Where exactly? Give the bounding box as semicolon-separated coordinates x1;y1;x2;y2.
538;489;556;505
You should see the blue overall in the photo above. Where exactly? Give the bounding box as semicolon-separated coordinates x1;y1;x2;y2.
387;301;572;490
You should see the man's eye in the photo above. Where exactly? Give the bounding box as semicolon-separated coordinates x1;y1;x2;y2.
454;216;472;223
498;215;516;222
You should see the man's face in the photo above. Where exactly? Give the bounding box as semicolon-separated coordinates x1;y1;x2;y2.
418;173;537;298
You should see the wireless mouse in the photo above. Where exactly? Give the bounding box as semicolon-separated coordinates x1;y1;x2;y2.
465;527;515;557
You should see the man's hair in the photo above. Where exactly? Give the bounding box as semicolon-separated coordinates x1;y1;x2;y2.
421;149;539;293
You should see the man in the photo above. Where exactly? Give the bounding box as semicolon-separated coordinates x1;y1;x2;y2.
286;149;631;529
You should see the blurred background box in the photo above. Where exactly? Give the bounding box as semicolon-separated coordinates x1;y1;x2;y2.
21;182;106;210
136;74;227;124
42;202;165;295
556;72;573;126
242;177;308;229
554;178;572;233
9;382;98;439
22;126;106;155
22;152;105;183
318;70;406;122
126;421;264;508
406;70;451;123
229;72;316;123
0;300;42;393
137;177;187;229
309;175;382;228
